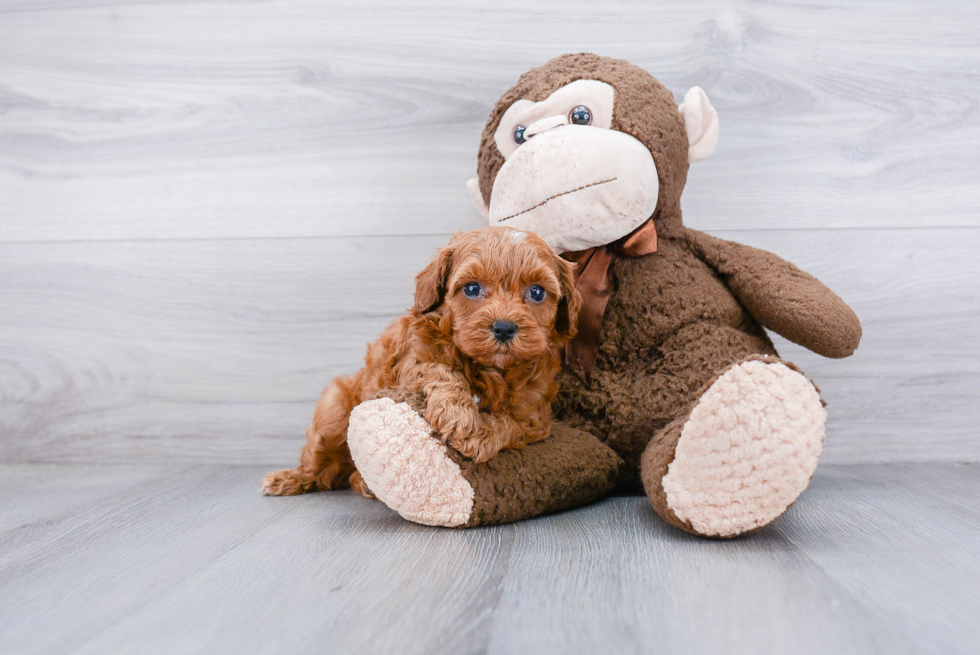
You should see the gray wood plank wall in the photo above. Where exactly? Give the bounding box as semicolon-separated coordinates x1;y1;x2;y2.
1;0;978;464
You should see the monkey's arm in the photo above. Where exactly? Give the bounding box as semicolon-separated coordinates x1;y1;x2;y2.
684;229;862;358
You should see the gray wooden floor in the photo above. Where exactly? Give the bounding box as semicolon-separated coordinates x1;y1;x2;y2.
0;462;977;655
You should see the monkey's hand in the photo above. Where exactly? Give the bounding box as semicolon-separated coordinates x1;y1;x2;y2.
685;228;862;359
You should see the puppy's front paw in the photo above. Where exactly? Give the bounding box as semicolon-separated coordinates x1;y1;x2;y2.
424;397;481;446
446;432;503;463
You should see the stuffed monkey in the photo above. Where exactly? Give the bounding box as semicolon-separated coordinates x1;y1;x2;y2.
347;54;861;537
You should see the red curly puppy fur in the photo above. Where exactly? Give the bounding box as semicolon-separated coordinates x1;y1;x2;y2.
261;226;582;498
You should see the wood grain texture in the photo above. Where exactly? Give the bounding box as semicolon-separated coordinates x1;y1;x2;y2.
1;227;977;463
0;463;178;531
0;0;978;242
780;464;980;655
0;463;977;654
1;0;978;464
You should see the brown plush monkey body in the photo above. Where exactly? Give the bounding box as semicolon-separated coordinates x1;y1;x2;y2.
346;54;861;537
554;234;779;492
554;223;862;514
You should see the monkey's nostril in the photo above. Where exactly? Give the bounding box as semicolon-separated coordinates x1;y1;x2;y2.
491;319;519;343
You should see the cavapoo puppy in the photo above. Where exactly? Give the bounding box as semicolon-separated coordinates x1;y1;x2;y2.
261;226;581;498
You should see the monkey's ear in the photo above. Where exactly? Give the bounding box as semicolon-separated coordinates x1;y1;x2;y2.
552;255;582;344
678;87;719;163
466;178;490;220
412;245;455;315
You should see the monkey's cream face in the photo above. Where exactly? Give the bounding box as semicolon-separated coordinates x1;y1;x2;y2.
487;80;659;253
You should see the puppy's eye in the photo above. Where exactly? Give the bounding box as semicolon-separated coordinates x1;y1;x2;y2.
513;125;527;145
526;285;546;303
463;282;483;298
569;105;592;125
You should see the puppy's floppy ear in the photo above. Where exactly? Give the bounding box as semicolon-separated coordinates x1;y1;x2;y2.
413;245;454;315
552;254;582;343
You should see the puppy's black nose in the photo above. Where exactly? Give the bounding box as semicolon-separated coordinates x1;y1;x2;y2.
491;319;518;343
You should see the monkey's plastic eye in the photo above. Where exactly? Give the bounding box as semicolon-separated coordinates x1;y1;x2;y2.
513;125;527;145
526;285;546;303
569;105;592;125
463;282;483;298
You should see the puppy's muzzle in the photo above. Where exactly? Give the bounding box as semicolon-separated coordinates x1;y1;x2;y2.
491;319;518;344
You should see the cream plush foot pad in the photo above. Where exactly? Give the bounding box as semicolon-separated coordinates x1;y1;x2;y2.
662;360;825;537
347;397;474;527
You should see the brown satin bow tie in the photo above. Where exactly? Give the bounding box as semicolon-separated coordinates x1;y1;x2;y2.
562;219;659;384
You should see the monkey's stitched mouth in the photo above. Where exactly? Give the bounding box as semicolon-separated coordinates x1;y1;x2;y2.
498;177;617;223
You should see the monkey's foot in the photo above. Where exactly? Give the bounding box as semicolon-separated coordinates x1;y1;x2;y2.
348;397;475;527
642;357;825;538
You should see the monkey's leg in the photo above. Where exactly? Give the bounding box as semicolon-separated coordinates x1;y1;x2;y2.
640;355;825;538
346;391;622;527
